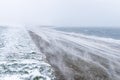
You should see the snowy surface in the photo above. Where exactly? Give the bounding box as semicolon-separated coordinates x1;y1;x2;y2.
0;27;55;80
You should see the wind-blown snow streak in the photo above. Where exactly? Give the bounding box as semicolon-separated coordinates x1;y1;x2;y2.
28;27;120;80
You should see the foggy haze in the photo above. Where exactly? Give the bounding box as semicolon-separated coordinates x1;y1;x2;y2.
0;1;120;79
0;0;120;27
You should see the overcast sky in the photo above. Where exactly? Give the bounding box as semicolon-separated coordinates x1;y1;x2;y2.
0;0;120;27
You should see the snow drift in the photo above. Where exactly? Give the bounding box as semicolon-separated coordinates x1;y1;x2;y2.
28;27;120;80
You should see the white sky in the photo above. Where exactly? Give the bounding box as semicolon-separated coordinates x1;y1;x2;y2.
0;0;120;27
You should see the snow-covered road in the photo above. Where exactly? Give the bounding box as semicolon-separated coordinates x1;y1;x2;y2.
0;27;55;80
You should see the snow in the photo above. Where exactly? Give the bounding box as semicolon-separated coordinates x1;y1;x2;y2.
0;27;55;80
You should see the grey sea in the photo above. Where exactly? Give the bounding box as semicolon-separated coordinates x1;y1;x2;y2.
55;27;120;40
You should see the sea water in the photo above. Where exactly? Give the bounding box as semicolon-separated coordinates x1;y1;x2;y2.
55;27;120;40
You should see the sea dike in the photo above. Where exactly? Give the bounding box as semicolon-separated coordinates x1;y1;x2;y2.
28;27;120;80
0;26;120;80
